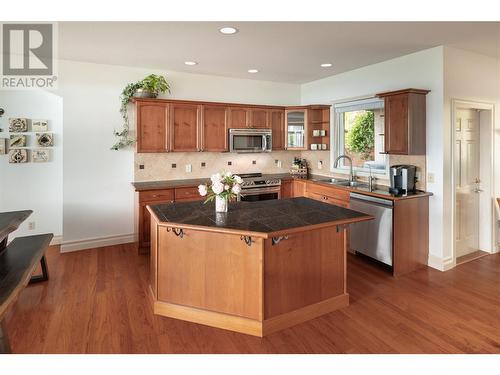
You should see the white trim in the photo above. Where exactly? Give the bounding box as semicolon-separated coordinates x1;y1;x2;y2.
450;99;496;268
60;233;136;253
330;100;389;179
50;235;63;246
428;254;454;271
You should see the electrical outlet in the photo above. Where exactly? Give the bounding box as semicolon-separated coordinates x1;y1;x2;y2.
277;160;282;168
415;171;421;182
427;172;435;183
318;160;323;170
28;221;35;230
185;164;192;173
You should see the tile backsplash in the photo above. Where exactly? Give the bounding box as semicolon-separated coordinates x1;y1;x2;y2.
135;150;426;190
135;151;301;181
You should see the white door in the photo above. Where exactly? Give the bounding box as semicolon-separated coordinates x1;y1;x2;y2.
455;108;481;257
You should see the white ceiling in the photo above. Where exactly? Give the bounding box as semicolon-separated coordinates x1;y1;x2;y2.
59;22;500;84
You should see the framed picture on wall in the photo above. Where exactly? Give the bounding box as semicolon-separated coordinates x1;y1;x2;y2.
9;149;28;163
32;120;48;132
9;134;27;147
32;149;50;162
8;118;28;132
36;133;54;147
0;138;6;155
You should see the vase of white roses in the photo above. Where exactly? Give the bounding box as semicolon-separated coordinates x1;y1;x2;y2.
198;171;243;213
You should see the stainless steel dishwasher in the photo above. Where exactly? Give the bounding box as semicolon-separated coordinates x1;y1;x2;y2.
349;192;393;266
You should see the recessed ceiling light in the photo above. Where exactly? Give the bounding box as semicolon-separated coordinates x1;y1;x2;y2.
320;63;333;68
219;27;238;35
184;61;198;66
247;69;259;73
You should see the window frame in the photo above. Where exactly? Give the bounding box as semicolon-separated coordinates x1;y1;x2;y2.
330;96;389;178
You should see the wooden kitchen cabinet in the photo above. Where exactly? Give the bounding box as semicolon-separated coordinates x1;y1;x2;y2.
228;107;249;129
202;105;228;151
138;189;174;252
285;108;308;150
269;109;285;150
305;182;350;207
170;103;201;152
136;101;169;153
292;180;307;197
377;88;430;155
307;105;331;151
248;108;269;128
280;179;293;198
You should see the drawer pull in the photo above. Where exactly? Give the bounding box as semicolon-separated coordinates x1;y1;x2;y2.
240;235;253;247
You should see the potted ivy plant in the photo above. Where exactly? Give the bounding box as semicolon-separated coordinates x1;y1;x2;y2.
111;74;171;150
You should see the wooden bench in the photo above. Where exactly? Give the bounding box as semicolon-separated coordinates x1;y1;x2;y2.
0;211;53;354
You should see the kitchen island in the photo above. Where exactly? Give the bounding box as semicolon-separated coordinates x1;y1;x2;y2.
148;197;372;336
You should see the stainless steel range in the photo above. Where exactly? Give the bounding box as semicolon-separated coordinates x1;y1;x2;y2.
238;173;281;202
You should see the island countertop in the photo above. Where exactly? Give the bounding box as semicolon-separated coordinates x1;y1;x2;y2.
148;197;372;238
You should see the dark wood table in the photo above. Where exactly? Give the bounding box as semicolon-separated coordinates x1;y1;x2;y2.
0;211;53;353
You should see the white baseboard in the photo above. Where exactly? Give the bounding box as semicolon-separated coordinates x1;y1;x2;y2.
50;235;63;246
60;233;136;253
428;254;454;271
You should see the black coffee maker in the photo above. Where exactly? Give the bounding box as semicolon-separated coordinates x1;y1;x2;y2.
389;165;417;196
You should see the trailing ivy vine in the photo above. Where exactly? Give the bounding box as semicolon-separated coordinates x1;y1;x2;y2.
111;75;171;150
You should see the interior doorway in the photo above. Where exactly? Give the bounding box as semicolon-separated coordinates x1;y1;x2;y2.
452;100;495;265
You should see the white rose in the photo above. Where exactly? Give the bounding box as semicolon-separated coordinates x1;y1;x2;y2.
224;184;230;191
234;175;243;184
211;173;222;183
232;184;241;194
212;181;224;195
198;184;207;196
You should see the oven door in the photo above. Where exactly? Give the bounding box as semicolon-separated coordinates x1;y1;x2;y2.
238;187;281;202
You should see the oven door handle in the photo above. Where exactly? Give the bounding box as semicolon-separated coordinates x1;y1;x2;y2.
262;135;267;151
239;187;281;197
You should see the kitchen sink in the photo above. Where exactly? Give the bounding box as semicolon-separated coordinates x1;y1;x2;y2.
316;178;368;189
333;181;368;188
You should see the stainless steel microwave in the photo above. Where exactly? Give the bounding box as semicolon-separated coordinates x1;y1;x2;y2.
229;128;272;153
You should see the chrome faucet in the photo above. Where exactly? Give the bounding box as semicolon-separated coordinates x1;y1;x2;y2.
334;155;354;183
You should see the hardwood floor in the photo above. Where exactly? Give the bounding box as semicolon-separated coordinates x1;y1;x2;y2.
456;250;490;265
4;243;500;353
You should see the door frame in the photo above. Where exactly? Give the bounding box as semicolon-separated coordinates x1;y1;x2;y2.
450;99;496;266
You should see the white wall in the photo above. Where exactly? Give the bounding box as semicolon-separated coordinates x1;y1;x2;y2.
443;47;500;260
0;90;63;240
56;60;301;251
301;47;446;268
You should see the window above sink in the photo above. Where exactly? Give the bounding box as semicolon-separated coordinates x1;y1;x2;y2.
332;97;388;176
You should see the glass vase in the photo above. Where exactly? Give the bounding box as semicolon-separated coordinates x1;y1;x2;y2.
215;195;228;213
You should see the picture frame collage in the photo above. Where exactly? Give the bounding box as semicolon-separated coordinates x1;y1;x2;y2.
0;118;53;163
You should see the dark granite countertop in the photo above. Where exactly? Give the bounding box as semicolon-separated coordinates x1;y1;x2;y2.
133;173;432;201
148;197;372;238
132;178;210;191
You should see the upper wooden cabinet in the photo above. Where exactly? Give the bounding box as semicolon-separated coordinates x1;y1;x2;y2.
134;99;330;153
307;105;331;151
136;102;169;153
285;108;307;150
269;109;285;150
377;88;430;155
248;108;269;128
202;105;228;152
170;103;201;152
228;107;249;129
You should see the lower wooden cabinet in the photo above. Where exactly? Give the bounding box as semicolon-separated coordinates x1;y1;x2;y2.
280;180;293;198
138;187;204;253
